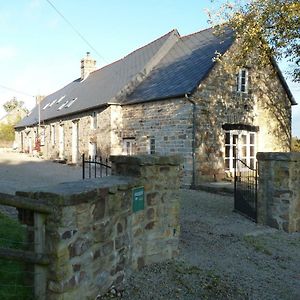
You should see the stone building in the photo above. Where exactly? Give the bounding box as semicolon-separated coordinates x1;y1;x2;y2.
15;27;297;187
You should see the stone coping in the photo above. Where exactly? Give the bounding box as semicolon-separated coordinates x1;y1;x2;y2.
257;152;300;162
16;176;136;206
110;154;183;166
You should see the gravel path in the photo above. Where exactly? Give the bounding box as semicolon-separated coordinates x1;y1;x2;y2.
1;151;299;299
0;150;82;218
113;190;300;300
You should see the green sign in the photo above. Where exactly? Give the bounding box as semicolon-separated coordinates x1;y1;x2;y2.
132;186;144;212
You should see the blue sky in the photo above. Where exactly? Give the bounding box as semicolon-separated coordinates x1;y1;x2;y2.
0;0;299;136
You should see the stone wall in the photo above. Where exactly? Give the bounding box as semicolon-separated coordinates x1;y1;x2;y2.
257;152;300;232
121;99;193;186
19;155;181;299
190;44;291;183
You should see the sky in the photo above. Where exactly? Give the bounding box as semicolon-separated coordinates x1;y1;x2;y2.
0;0;299;136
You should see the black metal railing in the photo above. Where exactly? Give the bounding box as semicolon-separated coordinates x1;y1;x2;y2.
234;158;258;222
82;154;111;179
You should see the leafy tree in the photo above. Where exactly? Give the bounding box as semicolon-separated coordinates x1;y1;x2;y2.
208;0;300;82
0;123;15;142
3;97;27;113
291;137;300;152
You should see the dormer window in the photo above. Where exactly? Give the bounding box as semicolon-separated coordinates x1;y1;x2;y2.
236;68;248;93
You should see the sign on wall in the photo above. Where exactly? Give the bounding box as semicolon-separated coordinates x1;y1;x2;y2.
132;186;144;212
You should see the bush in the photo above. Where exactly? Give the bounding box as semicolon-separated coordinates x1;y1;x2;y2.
291;137;300;152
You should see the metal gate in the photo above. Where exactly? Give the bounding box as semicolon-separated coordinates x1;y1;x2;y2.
82;154;111;179
234;159;258;222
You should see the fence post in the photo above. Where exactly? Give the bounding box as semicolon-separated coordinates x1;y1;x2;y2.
82;154;85;179
34;212;47;300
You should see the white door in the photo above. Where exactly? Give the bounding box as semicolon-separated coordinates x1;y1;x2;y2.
89;142;96;159
72;122;79;163
59;125;64;159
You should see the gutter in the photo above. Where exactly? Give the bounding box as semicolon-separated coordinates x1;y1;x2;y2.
185;93;196;188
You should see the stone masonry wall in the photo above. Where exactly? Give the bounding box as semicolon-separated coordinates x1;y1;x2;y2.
19;155;181;299
121;99;193;186
190;43;291;183
257;152;300;232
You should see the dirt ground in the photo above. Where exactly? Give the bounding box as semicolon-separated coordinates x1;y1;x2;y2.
1;151;299;299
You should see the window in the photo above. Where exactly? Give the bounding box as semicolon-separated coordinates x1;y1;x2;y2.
51;124;56;145
225;130;256;171
56;95;66;103
123;138;135;155
49;99;57;107
147;137;155;154
236;68;248;93
65;98;77;108
91;112;97;129
58;101;68;110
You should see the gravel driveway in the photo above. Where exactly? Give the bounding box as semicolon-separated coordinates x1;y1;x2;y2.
116;190;300;300
0;150;82;194
1;151;299;299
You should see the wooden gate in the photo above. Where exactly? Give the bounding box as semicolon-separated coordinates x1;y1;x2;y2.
234;159;258;222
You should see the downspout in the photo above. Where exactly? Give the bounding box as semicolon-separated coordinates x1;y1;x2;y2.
185;93;196;189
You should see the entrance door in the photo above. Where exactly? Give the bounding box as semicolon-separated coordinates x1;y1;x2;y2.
59;124;64;159
72;121;79;164
225;130;256;172
89;142;96;159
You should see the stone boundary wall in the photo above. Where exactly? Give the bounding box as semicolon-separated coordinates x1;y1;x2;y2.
19;155;181;299
257;152;300;232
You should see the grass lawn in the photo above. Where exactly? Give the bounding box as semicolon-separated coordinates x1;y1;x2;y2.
0;212;33;299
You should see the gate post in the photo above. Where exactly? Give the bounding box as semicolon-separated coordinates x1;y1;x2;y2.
257;152;300;232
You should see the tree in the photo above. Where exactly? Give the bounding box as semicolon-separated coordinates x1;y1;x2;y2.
3;97;27;113
208;0;300;82
291;137;300;152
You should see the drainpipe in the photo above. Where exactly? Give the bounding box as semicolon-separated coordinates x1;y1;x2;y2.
185;93;196;189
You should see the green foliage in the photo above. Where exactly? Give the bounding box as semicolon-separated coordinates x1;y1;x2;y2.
243;235;272;255
0;213;33;299
3;97;26;113
0;123;15;142
291;137;300;152
208;0;300;82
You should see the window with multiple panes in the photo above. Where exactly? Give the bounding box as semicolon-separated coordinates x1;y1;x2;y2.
122;138;135;155
225;130;256;171
236;68;248;93
148;137;155;154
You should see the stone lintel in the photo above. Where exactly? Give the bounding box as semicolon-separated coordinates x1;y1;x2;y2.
257;152;300;162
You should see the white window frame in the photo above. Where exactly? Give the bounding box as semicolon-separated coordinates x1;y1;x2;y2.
236;68;248;93
224;130;256;171
122;138;135;155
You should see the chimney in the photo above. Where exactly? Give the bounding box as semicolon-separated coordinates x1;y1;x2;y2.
80;52;96;80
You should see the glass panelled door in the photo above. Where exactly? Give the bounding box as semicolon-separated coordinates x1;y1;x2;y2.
225;130;256;171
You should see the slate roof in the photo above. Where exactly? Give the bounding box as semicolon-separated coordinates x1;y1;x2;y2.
15;26;296;128
125;27;234;104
